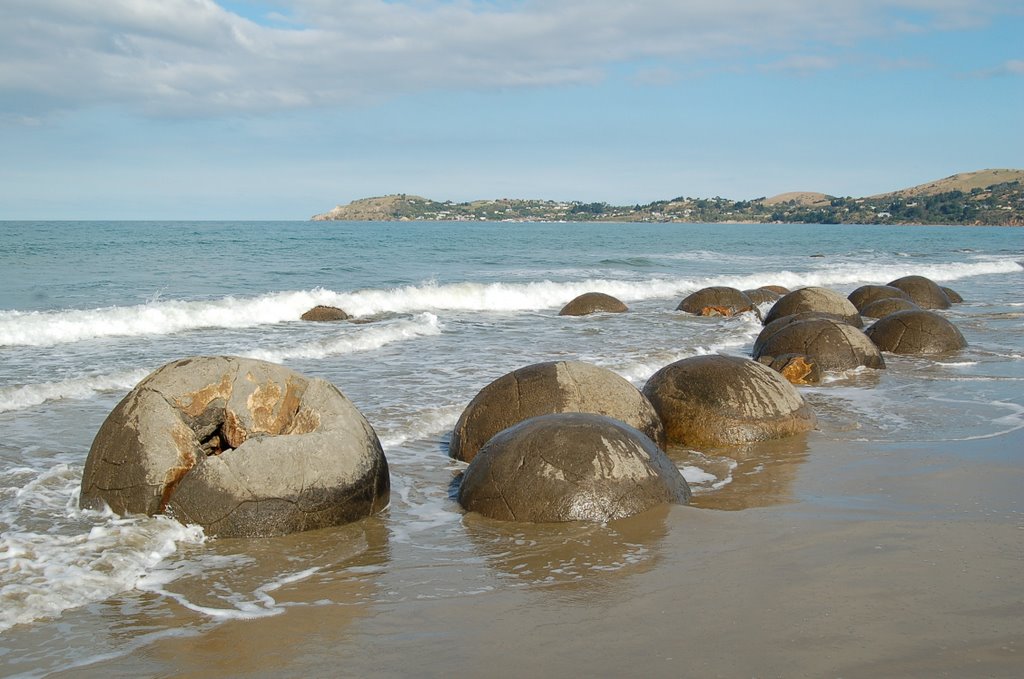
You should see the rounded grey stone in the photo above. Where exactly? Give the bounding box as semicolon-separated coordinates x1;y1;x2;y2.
450;361;666;463
887;275;952;309
865;310;968;354
559;292;628;316
753;318;886;372
458;413;691;523
847;285;911;312
677;286;757;317
764;287;863;328
642;354;816;448
859;297;920;319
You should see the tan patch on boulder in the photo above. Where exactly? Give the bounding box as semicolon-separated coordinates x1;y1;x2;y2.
780;356;817;385
176;373;233;418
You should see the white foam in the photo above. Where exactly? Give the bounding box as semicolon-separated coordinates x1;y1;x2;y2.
1;257;1018;347
0;465;206;633
680;466;717;485
243;312;443;363
0;369;150;414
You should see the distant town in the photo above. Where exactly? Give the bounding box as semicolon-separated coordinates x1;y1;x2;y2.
312;169;1024;226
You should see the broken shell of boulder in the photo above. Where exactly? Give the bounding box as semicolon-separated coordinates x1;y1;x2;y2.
79;356;390;537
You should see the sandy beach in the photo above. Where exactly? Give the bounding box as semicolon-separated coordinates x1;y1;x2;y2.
24;425;1019;679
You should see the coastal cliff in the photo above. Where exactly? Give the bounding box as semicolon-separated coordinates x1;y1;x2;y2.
312;169;1024;225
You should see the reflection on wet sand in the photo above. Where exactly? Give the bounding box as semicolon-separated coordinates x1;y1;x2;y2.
462;504;671;592
675;434;810;510
50;518;391;679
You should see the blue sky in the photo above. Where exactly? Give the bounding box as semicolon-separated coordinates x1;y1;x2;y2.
1;0;1022;219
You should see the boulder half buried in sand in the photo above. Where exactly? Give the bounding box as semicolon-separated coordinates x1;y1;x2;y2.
449;360;665;463
457;413;690;523
80;356;390;537
559;292;628;316
865;309;967;355
642;354;816;448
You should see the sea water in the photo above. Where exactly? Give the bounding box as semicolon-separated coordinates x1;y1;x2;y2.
0;220;1021;674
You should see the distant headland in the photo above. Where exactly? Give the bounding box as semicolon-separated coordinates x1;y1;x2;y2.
312;169;1024;225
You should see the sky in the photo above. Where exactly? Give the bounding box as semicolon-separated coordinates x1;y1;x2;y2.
1;0;1022;219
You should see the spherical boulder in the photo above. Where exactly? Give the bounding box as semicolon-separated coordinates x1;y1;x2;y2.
80;356;390;537
641;354;816;448
764;287;863;328
753;317;885;372
458;413;690;523
450;361;665;463
753;310;851;357
760;285;791;296
865;310;967;355
940;286;964;303
847;285;911;312
886;275;951;309
677;286;757;317
301;305;350;321
559;292;628;316
859;297;920;319
743;288;781;305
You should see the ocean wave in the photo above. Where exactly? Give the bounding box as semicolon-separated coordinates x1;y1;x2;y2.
0;464;207;634
243;312;443;363
0;369;151;414
1;258;1018;347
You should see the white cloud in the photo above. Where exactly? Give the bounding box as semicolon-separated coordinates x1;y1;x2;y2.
0;0;1014;117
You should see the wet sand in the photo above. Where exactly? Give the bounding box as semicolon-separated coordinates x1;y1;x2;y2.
43;425;1024;679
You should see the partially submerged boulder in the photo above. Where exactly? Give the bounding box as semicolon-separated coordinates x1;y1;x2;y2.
753;311;850;357
940;286;964;303
859;297;920;319
865;310;967;354
887;275;951;309
559;292;628;316
641;354;816;448
458;413;690;523
753;317;886;372
847;285;911;312
301;305;350;322
760;285;791;296
80;356;390;537
449;360;665;463
743;288;781;305
677;286;758;317
764;287;863;328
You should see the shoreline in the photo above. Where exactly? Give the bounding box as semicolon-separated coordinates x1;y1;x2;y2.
33;428;1024;679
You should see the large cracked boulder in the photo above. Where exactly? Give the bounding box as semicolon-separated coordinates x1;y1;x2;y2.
764;287;863;328
80;356;390;537
865;310;967;354
847;285;911;312
641;354;817;448
753;317;885;372
677;286;758;317
457;413;691;523
859;297;920;319
450;361;665;463
559;292;628;316
887;275;951;309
